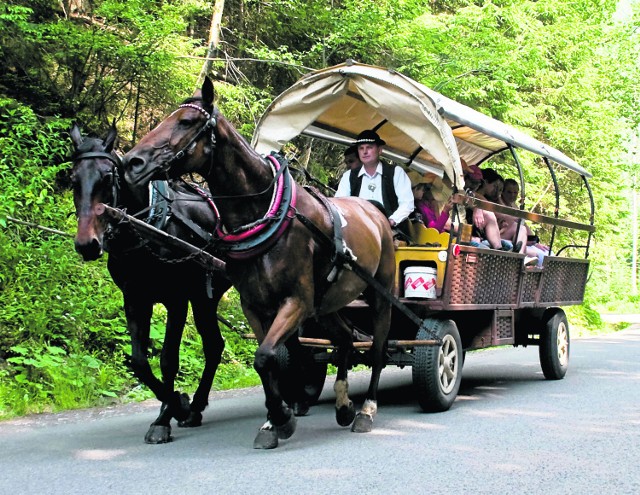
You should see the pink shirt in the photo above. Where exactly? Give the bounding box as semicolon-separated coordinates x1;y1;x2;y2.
415;200;449;233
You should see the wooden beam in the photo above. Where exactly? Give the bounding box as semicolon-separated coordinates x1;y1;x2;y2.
96;203;226;272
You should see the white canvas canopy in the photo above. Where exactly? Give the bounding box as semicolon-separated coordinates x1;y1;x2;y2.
252;61;590;190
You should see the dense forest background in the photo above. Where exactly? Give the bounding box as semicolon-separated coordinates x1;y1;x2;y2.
1;0;638;418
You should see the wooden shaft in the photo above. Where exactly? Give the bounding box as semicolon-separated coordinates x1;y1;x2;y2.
96;203;226;272
241;334;438;348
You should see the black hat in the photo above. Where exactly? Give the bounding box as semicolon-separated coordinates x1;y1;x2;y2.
355;130;386;146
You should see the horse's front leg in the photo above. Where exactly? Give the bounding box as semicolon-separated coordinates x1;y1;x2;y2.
124;299;176;444
351;297;392;433
159;298;191;424
249;299;307;449
179;280;230;428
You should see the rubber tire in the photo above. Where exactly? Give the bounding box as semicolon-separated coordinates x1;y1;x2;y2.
275;345;327;406
539;309;570;380
412;319;463;412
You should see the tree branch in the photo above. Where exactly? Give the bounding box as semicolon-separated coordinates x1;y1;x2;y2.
5;216;74;238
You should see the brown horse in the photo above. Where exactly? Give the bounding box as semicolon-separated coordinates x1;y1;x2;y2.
123;77;396;449
70;123;231;444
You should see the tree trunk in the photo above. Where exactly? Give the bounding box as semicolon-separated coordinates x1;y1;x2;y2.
196;0;226;88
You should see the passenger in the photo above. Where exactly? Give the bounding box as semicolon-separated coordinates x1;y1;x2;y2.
501;178;519;207
500;179;551;266
343;145;361;170
477;168;526;253
409;171;453;233
335;130;414;230
462;164;513;251
477;168;504;203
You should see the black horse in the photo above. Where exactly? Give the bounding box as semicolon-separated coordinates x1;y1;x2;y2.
70;123;231;443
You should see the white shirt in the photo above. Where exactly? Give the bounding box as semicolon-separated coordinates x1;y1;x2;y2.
335;162;414;225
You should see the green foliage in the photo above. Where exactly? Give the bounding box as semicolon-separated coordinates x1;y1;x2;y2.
0;96;258;419
0;0;201;137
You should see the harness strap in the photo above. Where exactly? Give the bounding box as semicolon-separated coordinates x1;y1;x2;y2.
215;153;297;260
304;187;350;282
216;154;286;240
170;208;214;243
294;193;441;341
73;151;121;166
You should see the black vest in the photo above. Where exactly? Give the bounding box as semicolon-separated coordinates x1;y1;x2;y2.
348;162;398;216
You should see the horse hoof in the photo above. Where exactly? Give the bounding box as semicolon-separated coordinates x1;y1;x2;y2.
253;425;279;449
178;411;203;428
336;401;356;427
351;412;373;433
144;424;172;444
292;402;310;417
275;413;297;440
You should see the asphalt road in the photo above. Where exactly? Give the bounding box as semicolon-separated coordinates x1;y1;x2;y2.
1;326;639;495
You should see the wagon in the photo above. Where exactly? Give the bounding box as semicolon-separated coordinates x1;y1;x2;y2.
250;61;595;411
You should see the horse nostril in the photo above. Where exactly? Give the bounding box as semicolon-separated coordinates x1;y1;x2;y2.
127;156;146;172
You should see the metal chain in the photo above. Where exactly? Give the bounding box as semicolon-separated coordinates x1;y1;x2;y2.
120;218;219;266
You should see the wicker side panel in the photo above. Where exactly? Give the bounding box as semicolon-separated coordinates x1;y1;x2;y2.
448;250;521;305
496;314;513;340
520;271;542;304
539;258;589;304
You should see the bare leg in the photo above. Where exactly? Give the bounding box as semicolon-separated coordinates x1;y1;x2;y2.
501;220;528;253
481;211;503;249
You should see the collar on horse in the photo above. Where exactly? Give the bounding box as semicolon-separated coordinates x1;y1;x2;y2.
165;102;296;260
213;153;297;260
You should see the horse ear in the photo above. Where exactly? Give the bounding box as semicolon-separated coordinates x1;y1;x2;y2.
202;76;215;107
104;121;118;152
69;122;83;148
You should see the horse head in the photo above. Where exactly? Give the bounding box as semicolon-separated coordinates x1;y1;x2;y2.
70;122;123;260
123;77;275;230
124;77;219;186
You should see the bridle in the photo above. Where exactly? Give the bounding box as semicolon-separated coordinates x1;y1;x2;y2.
72;148;123;212
160;103;219;179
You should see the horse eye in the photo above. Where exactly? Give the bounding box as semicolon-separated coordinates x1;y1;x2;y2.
178;117;197;126
102;172;114;186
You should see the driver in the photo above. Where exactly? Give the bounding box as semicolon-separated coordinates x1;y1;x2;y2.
335;130;414;230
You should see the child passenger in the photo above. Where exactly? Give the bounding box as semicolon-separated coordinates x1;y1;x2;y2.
409;171;453;233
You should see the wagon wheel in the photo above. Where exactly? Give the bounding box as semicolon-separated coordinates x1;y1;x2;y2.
539;308;570;380
412;319;463;412
276;344;327;407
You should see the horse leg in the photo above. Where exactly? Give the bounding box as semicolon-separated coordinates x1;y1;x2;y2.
159;298;191;424
249;300;307;449
178;279;230;428
319;314;356;427
351;292;392;433
280;330;317;417
124;299;176;444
